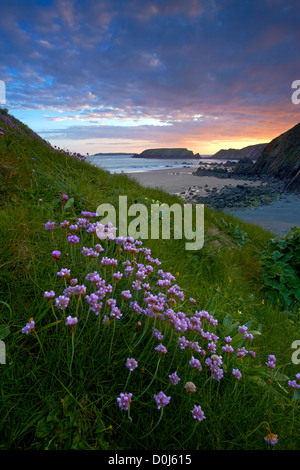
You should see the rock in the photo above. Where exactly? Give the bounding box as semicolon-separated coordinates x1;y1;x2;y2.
254;122;300;191
132;148;197;159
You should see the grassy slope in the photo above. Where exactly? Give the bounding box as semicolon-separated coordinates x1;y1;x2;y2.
0;110;299;450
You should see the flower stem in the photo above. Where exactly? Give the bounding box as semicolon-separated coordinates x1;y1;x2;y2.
134;357;161;401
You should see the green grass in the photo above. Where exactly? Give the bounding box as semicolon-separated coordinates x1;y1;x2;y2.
0;111;299;450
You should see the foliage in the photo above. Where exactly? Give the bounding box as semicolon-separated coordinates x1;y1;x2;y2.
261;227;300;311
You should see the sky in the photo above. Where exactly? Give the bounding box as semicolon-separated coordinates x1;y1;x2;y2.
1;0;300;155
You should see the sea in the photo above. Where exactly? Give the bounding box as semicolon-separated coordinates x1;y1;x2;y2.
86;153;217;173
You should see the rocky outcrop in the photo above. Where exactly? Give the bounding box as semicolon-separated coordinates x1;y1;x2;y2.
132;148;198;159
211;143;267;161
253;122;300;190
231;156;256;176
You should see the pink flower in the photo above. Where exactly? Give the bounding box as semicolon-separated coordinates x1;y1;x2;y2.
154;391;171;409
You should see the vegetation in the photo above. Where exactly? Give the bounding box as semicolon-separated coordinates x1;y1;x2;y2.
0;111;299;450
261;227;300;313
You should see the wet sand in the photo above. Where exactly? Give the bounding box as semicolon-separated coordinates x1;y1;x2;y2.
125;167;263;197
125;167;300;235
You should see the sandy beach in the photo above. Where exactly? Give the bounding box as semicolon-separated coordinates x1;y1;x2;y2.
125;167;300;235
125;167;263;196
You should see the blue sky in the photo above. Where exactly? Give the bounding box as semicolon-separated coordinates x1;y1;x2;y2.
1;0;300;155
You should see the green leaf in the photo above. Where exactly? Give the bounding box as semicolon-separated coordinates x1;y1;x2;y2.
36;418;54;438
223;314;232;326
0;325;10;340
63;197;74;211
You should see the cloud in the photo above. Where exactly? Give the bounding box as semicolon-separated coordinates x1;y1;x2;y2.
1;0;299;153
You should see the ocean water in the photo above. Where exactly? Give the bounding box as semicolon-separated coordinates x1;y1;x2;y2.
86;153;215;173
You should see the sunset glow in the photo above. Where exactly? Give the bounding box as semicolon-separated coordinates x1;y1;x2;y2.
1;0;300;155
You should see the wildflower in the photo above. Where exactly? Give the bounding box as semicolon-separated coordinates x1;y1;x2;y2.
44;290;55;300
117;392;132;411
21;318;35;334
94;244;104;253
244;333;254;341
266;355;276;369
232;368;242;381
74;284;86;296
132;280;142;291
60;220;69;229
238;325;248;335
264;428;278;446
67;234;80;244
130;301;143;314
101;257;118;267
113;271;123;281
153;328;164;341
55;295;70;310
249;350;256;358
69;224;78;232
45;221;55;231
155;343;167;355
121;290;132;300
52;250;61;260
126;358;138;372
207;342;217;354
222;344;234;355
154;391;171;409
184;381;196;393
190;341;202;353
189;297;196;303
62;194;69;203
237;347;248;359
66;316;78;326
124;266;134;276
169;371;181;385
288;380;300;389
189;356;202;371
191;405;206;422
178;336;190;350
87;223;97;234
110;306;122;319
205;355;224;381
57;268;70;278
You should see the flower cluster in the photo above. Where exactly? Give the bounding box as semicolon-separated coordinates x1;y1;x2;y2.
21;318;35;334
117;392;132;411
266;354;276;369
191;405;206;422
154;391;171;409
126;358;138;372
28;207;297;440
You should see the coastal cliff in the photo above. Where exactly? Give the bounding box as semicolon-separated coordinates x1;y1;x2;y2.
211;143;267;161
254;122;300;191
132;148;199;159
193;123;300;191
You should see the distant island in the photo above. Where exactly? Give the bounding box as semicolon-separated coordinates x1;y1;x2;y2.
132;148;200;159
